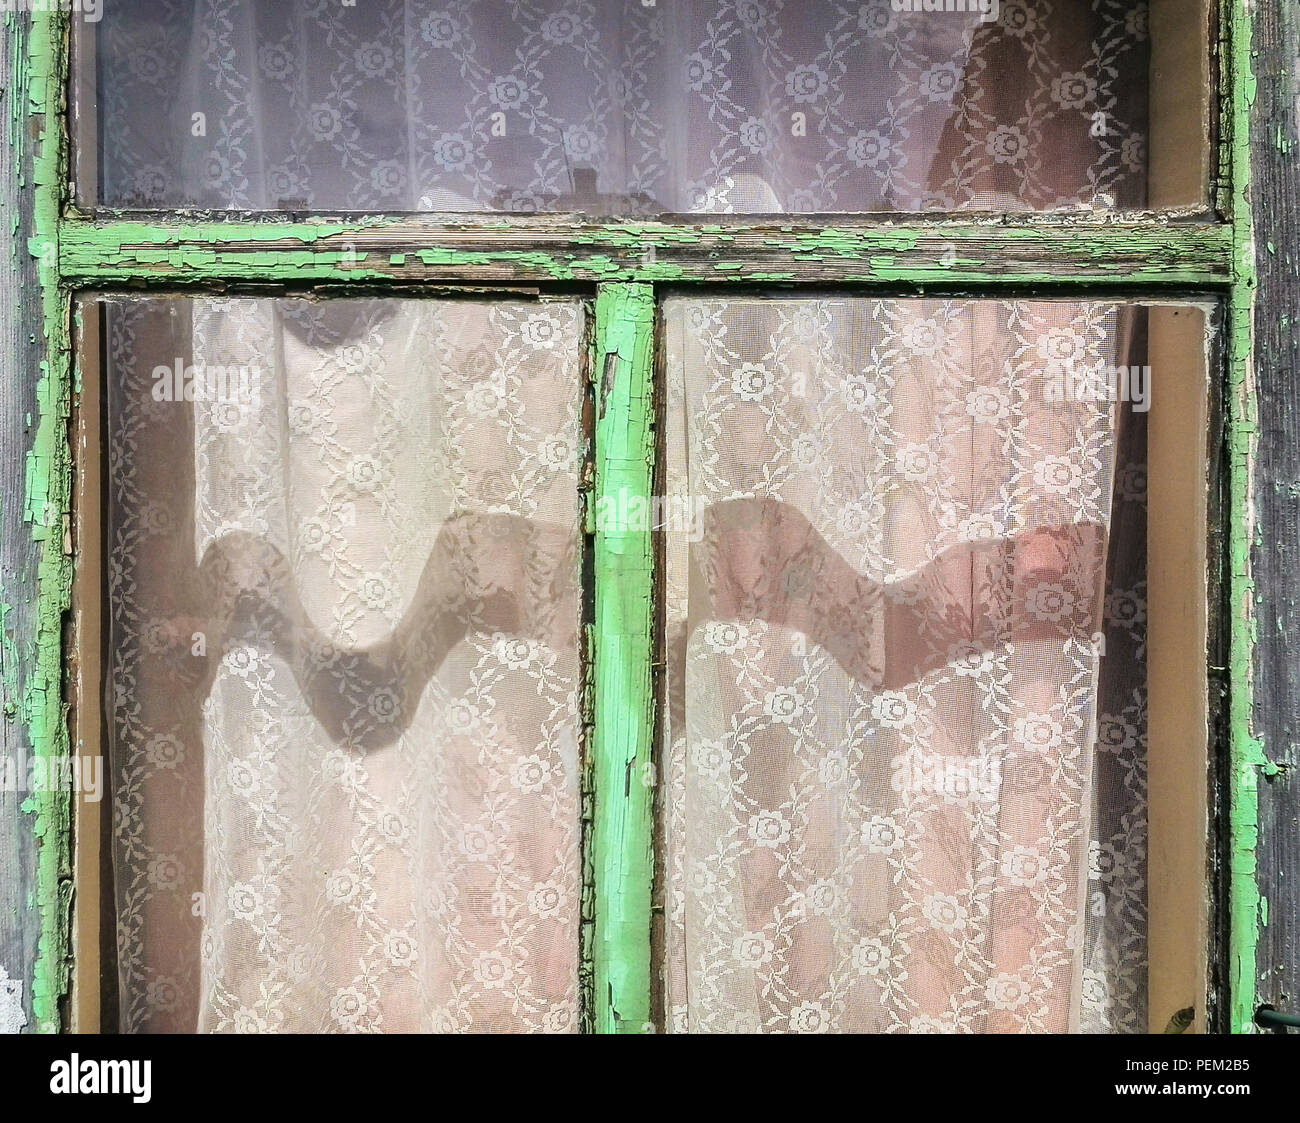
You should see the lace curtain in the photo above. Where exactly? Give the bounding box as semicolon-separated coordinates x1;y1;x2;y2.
661;297;1148;1033
95;0;1148;213
106;297;586;1032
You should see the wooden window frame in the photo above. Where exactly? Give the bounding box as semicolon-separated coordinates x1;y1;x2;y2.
6;0;1261;1033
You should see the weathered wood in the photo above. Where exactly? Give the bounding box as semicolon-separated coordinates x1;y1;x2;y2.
57;216;1234;290
1248;0;1300;1029
0;10;69;1036
0;14;38;1035
1221;0;1265;1037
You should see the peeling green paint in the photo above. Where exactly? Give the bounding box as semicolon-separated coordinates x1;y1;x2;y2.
1225;0;1263;1036
57;217;1236;289
0;599;22;722
590;283;655;1034
22;7;73;1035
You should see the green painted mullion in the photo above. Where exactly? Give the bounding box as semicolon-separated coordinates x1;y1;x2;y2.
22;6;75;1033
1224;0;1263;1036
589;283;656;1034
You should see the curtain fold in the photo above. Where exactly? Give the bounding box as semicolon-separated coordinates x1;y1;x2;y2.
96;0;1149;214
106;297;587;1033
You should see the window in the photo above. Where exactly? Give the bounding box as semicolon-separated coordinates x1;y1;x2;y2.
659;295;1212;1033
92;294;588;1032
27;0;1242;1034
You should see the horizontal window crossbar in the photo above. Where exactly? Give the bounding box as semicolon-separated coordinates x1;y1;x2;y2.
56;217;1235;290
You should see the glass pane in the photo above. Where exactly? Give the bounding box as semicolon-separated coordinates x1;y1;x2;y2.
78;0;1205;215
97;295;586;1033
660;296;1203;1033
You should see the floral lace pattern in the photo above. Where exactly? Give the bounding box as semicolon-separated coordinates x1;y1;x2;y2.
95;0;1147;213
662;297;1148;1033
106;297;586;1032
